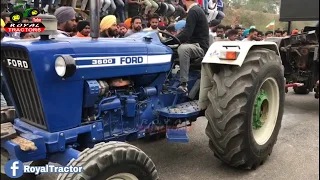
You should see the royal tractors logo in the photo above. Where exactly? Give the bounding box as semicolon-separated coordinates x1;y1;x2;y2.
4;9;45;33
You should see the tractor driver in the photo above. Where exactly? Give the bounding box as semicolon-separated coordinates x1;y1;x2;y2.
175;0;209;92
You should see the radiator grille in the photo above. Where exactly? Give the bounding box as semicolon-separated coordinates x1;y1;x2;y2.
1;47;47;129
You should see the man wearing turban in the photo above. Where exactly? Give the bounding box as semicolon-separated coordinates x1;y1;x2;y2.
1;18;5;36
100;15;118;38
118;23;128;38
1;18;14;41
75;20;90;37
53;6;77;37
124;18;132;29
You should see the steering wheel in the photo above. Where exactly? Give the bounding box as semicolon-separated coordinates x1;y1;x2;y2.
158;30;181;46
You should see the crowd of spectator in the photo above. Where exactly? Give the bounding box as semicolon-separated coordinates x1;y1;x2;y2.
209;23;303;42
1;6;189;40
0;2;309;96
1;0;303;42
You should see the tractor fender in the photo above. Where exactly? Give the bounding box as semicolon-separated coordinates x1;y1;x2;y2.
202;41;280;66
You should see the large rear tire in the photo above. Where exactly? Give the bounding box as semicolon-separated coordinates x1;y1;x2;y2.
57;141;159;180
204;48;285;169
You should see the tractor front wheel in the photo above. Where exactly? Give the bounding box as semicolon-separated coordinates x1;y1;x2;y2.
57;141;159;180
204;48;285;169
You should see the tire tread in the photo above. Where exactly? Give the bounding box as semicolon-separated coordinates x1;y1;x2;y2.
57;141;159;180
205;48;283;169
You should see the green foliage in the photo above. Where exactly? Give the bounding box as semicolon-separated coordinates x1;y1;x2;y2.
238;13;254;28
226;0;280;14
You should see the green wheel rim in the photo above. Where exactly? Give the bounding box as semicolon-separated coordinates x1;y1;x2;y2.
252;77;280;145
253;89;268;130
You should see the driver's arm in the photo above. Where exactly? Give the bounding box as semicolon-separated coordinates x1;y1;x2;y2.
175;10;197;43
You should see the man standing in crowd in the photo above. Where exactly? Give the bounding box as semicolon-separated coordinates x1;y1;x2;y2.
292;29;299;35
242;28;258;41
215;24;225;39
100;15;119;38
265;31;273;38
118;23;128;37
75;20;90;37
235;26;244;40
274;30;282;37
144;14;160;31
226;29;238;41
1;12;12;37
53;6;77;37
19;32;34;39
124;16;143;37
282;30;288;37
175;0;209;92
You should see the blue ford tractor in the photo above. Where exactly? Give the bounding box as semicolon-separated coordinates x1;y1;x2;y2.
1;1;285;179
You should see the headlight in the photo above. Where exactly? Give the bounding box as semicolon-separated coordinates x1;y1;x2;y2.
55;55;76;78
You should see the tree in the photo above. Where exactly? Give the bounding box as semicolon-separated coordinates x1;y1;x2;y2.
226;0;247;9
245;0;280;14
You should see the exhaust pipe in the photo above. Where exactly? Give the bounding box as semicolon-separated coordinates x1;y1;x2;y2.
90;0;100;40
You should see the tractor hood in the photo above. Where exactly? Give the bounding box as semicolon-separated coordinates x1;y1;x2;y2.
279;0;319;21
1;31;173;81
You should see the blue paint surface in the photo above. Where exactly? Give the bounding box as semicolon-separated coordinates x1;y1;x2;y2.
1;31;203;165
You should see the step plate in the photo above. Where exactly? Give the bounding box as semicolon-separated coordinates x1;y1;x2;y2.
166;128;189;143
157;100;200;118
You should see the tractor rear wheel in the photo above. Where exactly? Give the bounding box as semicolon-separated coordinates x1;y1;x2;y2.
204;48;285;169
57;141;159;180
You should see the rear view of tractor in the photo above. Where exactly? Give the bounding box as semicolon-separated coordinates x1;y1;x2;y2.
266;0;319;98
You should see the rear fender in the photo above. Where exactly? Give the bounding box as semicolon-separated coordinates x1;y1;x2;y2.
202;41;280;66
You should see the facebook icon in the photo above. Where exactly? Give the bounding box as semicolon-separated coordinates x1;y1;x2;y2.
4;160;24;178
